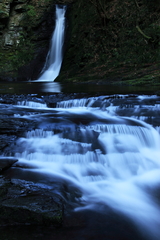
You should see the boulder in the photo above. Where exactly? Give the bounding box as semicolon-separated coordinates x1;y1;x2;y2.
0;177;63;226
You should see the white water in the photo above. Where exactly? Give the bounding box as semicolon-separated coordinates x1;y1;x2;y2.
12;95;160;239
17;100;47;108
37;5;66;82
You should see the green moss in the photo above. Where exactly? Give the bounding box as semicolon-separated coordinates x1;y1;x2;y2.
26;5;36;18
0;38;35;77
123;75;160;86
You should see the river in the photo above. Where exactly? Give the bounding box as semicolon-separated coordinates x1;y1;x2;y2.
0;81;160;240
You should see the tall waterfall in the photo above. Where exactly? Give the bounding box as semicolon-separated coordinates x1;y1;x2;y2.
38;5;66;81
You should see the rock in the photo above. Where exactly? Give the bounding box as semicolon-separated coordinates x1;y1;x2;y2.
0;157;18;172
3;12;25;47
14;3;27;13
0;93;64;227
17;48;49;81
0;134;17;154
0;0;12;19
0;178;63;226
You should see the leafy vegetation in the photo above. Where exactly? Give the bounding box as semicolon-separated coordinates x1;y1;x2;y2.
26;5;37;18
59;0;160;85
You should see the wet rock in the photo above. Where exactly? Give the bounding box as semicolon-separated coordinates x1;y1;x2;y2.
0;178;63;227
0;157;18;172
0;116;36;134
0;134;17;154
0;94;38;154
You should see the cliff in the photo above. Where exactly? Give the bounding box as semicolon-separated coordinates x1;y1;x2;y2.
0;0;160;85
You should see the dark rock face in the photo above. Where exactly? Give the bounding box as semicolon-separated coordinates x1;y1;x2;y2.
17;49;49;81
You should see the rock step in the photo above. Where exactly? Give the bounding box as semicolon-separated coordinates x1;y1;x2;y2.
0;157;18;172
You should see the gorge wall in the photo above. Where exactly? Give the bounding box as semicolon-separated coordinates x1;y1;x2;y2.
0;0;160;84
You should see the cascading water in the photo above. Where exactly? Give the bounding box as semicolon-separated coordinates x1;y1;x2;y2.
38;5;66;81
3;94;160;240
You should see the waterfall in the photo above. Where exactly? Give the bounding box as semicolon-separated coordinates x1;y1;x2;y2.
38;5;66;82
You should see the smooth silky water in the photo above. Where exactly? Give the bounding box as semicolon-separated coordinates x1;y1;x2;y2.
1;87;160;240
37;5;66;82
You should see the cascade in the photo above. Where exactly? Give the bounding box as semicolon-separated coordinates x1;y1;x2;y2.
3;94;160;240
17;100;47;108
38;5;66;82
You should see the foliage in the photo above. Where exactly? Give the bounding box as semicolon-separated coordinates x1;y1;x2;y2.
60;0;160;83
26;5;36;18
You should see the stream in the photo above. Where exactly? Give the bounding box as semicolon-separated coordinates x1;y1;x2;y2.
0;82;160;240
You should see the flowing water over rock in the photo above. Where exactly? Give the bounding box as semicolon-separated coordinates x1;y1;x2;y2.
37;5;66;82
1;93;160;240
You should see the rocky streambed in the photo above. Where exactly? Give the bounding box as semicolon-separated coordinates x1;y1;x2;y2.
0;94;63;229
0;92;101;233
0;175;63;226
0;92;159;240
